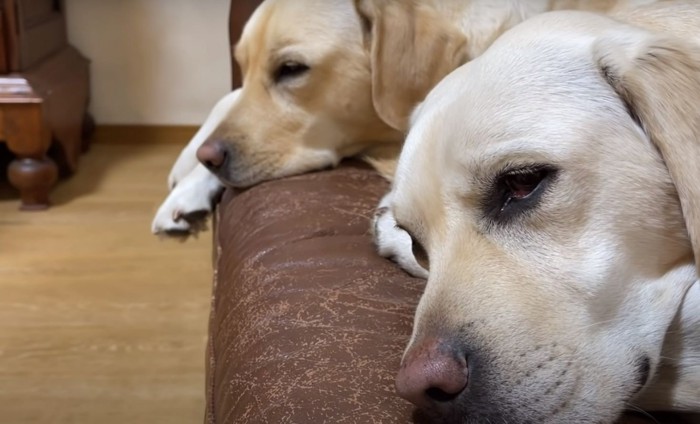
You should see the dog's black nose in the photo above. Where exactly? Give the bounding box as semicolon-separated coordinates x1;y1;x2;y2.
197;139;228;171
396;337;469;409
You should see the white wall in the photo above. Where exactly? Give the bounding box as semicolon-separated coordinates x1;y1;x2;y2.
65;0;232;125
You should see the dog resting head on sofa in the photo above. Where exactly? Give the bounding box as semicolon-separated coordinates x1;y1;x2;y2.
151;0;655;236
379;3;700;423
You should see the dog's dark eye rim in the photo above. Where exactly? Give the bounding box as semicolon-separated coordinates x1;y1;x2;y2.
501;165;553;208
484;164;558;222
274;61;310;82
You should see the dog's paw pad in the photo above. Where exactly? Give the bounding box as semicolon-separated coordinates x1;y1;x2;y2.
153;213;210;240
181;210;210;224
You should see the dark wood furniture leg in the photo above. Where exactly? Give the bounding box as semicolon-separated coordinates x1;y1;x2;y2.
0;45;90;209
3;102;58;210
0;0;91;210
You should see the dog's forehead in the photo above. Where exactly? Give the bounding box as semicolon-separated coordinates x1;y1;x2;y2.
398;62;595;189
237;0;361;66
393;13;631;224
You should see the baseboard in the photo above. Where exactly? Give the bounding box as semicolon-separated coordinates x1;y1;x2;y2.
93;125;198;145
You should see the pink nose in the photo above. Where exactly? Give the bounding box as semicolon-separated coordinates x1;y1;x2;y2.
197;139;228;170
395;338;469;409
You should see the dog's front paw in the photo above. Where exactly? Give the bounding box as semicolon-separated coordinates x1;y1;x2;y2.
152;165;222;239
168;154;200;191
152;203;211;240
372;195;429;279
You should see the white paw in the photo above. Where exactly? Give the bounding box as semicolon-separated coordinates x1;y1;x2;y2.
152;165;223;239
372;194;429;279
168;151;200;190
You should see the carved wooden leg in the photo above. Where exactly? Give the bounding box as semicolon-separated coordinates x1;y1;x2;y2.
2;102;56;210
7;156;58;210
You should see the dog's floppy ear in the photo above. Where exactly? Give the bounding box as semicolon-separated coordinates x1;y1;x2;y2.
354;0;467;131
595;31;700;273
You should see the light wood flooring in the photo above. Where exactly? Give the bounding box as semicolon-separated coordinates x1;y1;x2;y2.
0;133;212;424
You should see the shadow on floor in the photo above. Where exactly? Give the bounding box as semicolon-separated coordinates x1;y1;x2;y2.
0;136;179;209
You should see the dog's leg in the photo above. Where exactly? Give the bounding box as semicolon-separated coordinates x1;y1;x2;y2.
167;89;240;190
152;164;223;238
373;193;429;279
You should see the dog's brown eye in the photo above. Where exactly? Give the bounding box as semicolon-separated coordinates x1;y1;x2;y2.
500;167;552;212
274;61;309;82
481;165;557;223
505;169;548;201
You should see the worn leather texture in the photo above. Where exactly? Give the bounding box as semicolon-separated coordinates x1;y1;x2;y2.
206;162;694;424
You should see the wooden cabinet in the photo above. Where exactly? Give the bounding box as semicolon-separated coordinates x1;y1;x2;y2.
0;0;91;210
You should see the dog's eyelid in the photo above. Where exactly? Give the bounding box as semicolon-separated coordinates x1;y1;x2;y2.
271;47;312;69
273;60;311;83
480;163;558;224
498;163;554;176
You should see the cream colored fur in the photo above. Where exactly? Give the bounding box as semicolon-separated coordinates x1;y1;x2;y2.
153;0;648;237
380;2;700;421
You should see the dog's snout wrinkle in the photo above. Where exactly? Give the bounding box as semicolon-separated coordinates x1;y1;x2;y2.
396;338;469;409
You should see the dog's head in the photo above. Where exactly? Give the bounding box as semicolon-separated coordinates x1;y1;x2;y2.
198;0;560;188
353;0;634;132
198;0;401;187
389;10;700;423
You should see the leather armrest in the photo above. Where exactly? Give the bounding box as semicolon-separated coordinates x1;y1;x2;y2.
206;162;423;423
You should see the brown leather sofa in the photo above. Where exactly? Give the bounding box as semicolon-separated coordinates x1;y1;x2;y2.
203;3;695;423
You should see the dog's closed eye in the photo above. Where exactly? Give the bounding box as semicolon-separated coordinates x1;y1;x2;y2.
274;61;310;83
483;164;557;224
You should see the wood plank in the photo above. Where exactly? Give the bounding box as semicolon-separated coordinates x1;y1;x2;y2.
0;134;212;424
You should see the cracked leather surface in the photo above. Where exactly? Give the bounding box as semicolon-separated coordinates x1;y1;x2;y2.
206;161;693;424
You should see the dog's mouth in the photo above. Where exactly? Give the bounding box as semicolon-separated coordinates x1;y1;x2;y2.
214;163;334;189
212;153;339;189
394;329;666;424
214;168;269;189
396;338;590;423
406;357;657;424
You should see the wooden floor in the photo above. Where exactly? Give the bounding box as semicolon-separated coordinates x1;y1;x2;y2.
0;135;212;424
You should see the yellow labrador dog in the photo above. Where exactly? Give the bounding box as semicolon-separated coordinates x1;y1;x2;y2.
151;0;655;237
379;1;700;422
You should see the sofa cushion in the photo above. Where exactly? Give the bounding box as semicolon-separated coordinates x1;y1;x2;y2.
207;162;425;423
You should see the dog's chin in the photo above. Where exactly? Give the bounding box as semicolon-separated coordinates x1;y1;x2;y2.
215;157;339;189
214;172;266;190
214;173;256;189
213;165;323;189
208;161;274;188
413;399;627;424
